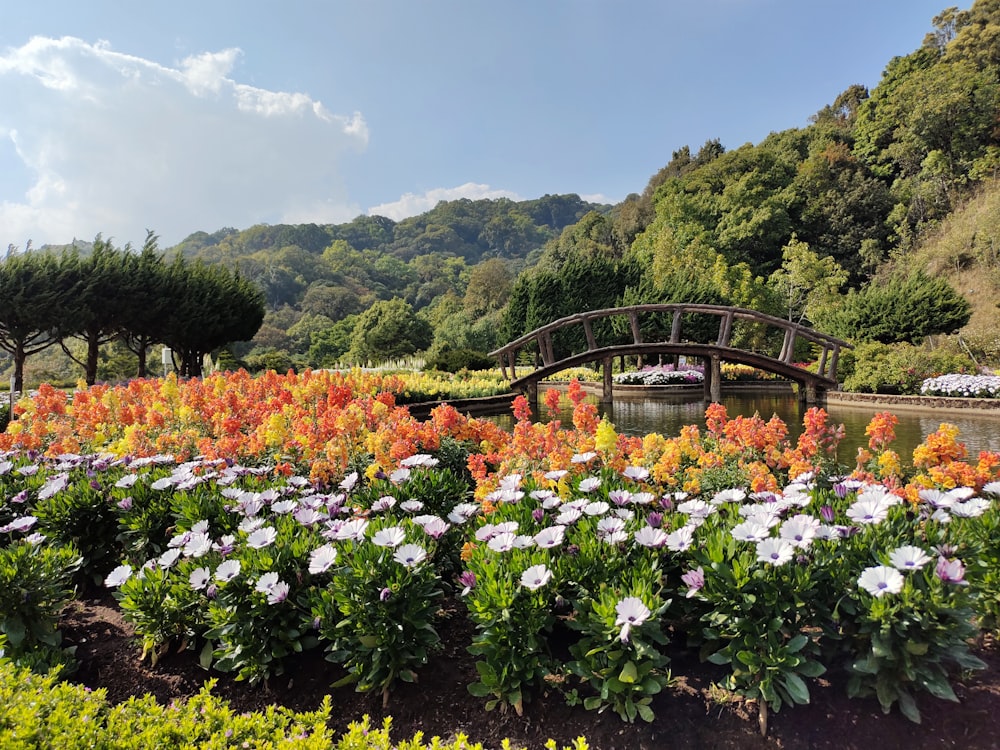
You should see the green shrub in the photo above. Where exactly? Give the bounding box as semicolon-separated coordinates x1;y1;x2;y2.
424;348;496;374
0;661;590;749
0;541;82;673
843;342;975;394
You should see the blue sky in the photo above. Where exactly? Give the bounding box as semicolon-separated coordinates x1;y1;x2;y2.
0;0;955;249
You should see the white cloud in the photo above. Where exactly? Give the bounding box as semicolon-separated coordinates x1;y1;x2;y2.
0;36;368;248
368;182;522;222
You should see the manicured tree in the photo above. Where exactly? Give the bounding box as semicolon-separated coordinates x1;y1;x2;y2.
119;231;173;378
57;237;135;386
160;257;266;377
0;250;67;393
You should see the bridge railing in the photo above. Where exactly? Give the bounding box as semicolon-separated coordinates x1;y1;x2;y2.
490;303;851;384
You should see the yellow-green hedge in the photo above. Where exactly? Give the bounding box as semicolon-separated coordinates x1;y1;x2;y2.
0;661;588;750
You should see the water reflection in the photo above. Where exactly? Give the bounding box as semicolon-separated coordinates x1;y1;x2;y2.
490;388;1000;469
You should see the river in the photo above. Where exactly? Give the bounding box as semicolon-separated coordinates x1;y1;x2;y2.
488;386;1000;469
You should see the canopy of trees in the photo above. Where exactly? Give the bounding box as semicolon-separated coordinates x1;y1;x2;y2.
0;237;265;389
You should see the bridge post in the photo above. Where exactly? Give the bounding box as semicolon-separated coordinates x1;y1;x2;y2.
703;355;722;403
525;381;538;405
601;357;614;403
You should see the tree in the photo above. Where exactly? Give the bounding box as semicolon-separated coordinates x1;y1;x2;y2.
814;271;971;344
57;236;135;385
160;257;266;377
463;259;512;317
346;298;432;364
119;231;174;378
0;251;67;392
767;236;848;324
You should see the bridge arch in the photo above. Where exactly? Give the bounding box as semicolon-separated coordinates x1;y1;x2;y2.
488;304;851;404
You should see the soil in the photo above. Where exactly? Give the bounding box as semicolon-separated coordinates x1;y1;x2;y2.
58;593;1000;750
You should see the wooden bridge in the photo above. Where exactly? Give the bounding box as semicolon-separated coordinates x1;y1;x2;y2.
489;304;851;404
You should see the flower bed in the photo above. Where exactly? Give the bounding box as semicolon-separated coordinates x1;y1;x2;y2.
2;373;1000;735
921;373;1000;399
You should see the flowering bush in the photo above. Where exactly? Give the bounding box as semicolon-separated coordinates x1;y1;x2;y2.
921;373;1000;399
614;366;704;386
5;372;1000;730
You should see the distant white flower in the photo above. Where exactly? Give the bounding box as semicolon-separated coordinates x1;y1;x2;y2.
488;532;517;553
272;499;297;514
584;501;610;516
888;545;932;571
858;565;904;597
555;508;582;525
631;492;655;505
189;567;211;590
677;499;714;519
779;515;820;549
544;469;568;481
183;532;213;558
308;544;338;575
400;500;424;513
420;517;450;539
756;538;795;566
389;468;411;484
633;526;667;549
294;506;325;526
845;496;891;525
578;477;602;493
334;518;369;541
447;503;479;524
711;488;746;505
571;452;597;464
105;563;133;588
534;525;565;549
255;572;280;595
394;543;427;568
731;520;772;543
400;453;438;468
622;465;649;481
339;472;359;491
615;597;651;643
372;525;407;548
246;526;278;549
665;525;696;552
597;517;626;538
157;548;182;569
952;497;991;518
372;495;397;512
982;481;1000;496
520;564;553;590
238;517;266;533
499;474;522;490
215;560;242;583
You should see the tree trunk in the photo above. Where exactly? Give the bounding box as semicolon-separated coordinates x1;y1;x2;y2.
13;344;25;394
85;335;100;386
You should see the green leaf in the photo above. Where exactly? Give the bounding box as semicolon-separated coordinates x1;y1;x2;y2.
797;660;826;678
198;641;214;670
736;650;759;668
583;696;603;711
636;702;655;723
782;672;810;705
467;681;492;698
904;641;929;655
399;669;416;683
897;689;922;724
786;634;808;653
619;661;638;684
920;673;958;703
707;651;730;666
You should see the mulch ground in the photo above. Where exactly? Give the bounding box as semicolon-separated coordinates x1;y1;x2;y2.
60;592;1000;750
